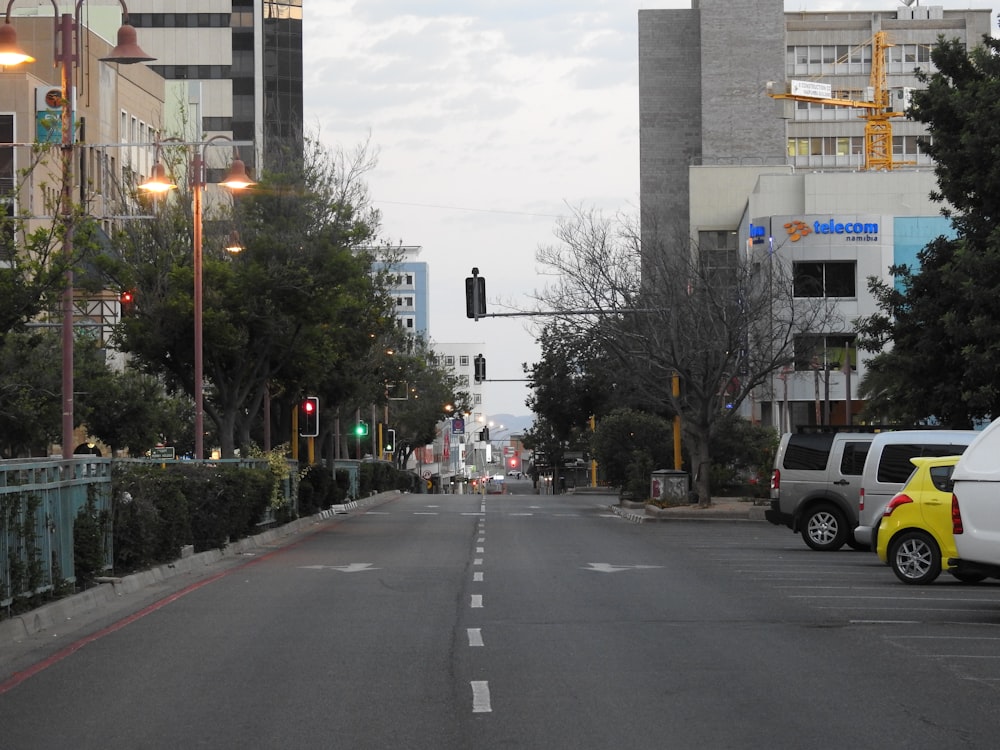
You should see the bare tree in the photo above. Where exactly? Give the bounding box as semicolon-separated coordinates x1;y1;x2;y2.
533;206;838;506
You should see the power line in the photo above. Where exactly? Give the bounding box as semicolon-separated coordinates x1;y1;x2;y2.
374;199;565;219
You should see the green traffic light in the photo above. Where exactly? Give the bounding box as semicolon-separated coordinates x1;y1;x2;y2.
354;422;369;437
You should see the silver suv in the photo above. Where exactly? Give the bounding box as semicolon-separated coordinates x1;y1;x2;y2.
765;431;874;551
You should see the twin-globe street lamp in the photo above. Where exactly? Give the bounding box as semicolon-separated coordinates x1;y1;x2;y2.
139;139;255;460
0;0;154;461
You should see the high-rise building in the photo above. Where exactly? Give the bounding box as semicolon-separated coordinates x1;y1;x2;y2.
128;0;304;172
637;2;993;429
377;246;430;337
639;2;990;251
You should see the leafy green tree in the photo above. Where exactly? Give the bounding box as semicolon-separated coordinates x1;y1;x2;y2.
0;331;63;456
109;137;391;458
522;320;624;491
378;337;469;470
79;367;192;456
856;35;1000;426
590;408;675;500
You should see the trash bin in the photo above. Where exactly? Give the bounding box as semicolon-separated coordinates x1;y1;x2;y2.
651;469;688;504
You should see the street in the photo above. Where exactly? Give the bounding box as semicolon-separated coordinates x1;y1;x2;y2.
3;489;1000;748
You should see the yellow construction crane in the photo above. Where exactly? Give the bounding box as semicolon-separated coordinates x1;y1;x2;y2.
768;31;906;171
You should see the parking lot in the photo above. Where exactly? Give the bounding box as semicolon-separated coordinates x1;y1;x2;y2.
680;521;1000;687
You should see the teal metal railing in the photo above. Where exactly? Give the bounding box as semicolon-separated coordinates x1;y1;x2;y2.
1;458;112;608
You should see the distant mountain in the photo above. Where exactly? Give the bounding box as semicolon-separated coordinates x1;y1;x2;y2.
489;414;534;436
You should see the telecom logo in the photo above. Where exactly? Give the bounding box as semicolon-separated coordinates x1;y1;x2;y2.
782;220;812;242
783;218;879;243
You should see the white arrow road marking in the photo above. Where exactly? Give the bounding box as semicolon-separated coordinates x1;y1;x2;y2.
299;563;379;573
582;563;663;573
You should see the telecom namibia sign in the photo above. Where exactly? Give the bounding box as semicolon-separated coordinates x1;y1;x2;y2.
779;216;880;244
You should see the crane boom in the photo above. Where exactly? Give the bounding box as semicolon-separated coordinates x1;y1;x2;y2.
768;31;906;171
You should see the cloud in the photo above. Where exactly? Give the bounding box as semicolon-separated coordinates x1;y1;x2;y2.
303;3;659;414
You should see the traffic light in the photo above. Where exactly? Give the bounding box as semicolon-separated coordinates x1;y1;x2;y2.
353;421;369;437
120;289;135;315
474;354;486;383
299;396;319;437
386;429;396;453
465;267;486;319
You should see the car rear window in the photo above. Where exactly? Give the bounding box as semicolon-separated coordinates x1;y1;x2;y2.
929;465;955;493
841;442;870;475
783;434;835;470
876;443;970;485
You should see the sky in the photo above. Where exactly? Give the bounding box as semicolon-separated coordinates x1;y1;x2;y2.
301;1;995;419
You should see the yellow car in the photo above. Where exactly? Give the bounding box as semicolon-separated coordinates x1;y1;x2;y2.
876;455;986;585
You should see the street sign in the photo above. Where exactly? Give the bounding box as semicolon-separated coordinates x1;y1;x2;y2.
151;446;175;460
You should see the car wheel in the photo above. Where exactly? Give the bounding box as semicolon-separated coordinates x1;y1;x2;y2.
888;530;941;585
949;570;988;584
800;504;848;551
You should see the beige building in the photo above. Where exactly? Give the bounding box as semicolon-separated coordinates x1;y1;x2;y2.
0;13;164;453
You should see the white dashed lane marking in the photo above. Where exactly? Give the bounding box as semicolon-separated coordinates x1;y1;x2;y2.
471;681;492;713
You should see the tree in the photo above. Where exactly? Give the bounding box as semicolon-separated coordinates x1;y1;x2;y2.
590;408;674;500
378;337;470;470
523;320;626;491
856;35;1000;426
109;136;392;458
531;206;836;506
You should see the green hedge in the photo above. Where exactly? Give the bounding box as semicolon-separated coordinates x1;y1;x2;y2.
111;462;274;573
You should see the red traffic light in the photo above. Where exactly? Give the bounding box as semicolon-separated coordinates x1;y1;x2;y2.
299;396;320;437
120;290;134;304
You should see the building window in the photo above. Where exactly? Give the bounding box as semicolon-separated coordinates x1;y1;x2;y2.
474;394;482;405
460;356;470;367
459;375;469;386
444;356;455;367
793;261;855;298
794;334;857;371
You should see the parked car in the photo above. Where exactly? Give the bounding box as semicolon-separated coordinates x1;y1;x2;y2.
949;418;1000;579
765;431;874;551
854;430;978;550
876;455;984;584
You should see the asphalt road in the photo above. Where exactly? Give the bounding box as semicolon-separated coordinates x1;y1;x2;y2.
3;489;1000;748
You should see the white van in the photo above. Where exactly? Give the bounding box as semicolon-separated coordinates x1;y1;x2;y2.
950;419;1000;578
854;430;979;549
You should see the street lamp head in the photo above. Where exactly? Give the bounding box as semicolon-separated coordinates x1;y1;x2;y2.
138;160;177;193
218;152;255;190
224;230;244;254
99;22;155;64
0;22;34;65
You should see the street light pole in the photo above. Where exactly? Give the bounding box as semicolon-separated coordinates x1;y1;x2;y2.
0;0;154;460
140;138;254;459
